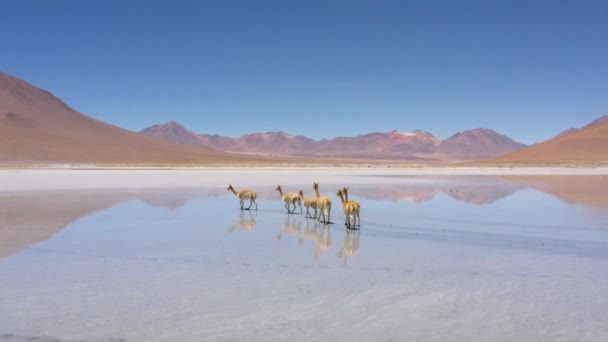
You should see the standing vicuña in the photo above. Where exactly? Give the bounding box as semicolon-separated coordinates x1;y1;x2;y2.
276;185;302;214
299;190;319;219
227;184;258;210
313;182;332;224
337;188;360;229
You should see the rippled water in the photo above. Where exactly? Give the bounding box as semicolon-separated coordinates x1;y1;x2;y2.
1;176;607;341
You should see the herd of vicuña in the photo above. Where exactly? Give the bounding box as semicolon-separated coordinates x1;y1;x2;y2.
227;183;360;229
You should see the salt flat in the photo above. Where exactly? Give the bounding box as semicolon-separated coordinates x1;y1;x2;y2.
1;167;608;191
1;171;607;342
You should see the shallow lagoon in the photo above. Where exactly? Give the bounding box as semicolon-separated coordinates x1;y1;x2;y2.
1;175;607;342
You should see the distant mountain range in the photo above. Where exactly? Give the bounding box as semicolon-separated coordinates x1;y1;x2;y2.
140;121;527;161
1;69;605;164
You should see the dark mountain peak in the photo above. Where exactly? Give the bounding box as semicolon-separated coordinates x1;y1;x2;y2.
584;114;608;129
440;128;526;160
554;114;608;139
139;120;206;146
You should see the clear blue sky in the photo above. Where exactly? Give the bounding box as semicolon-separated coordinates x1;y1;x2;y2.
1;0;607;144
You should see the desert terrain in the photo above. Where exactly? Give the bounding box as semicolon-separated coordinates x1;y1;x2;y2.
3;70;606;167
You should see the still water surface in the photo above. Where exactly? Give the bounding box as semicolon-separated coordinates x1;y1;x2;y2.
1;176;607;341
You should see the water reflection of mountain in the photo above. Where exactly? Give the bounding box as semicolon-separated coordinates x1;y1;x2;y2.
354;177;526;205
338;229;361;264
229;178;526;205
503;176;608;208
0;188;219;259
2;176;606;260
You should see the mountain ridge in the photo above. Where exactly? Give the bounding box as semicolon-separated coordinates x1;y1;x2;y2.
0;70;279;164
489;118;608;164
140;121;526;161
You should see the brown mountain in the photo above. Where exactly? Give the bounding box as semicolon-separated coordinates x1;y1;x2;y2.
0;71;278;164
555;114;608;138
138;123;316;155
138;125;443;159
236;132;317;154
490;118;608;164
139;121;206;146
199;133;239;150
313;130;441;160
555;127;580;138
438;128;527;160
584;114;608;128
140;121;526;161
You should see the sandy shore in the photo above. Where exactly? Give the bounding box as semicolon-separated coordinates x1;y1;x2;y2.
1;167;608;191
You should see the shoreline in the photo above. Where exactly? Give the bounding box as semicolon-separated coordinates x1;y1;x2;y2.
0;162;608;171
1;167;607;192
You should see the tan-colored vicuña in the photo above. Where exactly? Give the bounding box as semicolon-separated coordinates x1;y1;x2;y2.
313;182;332;224
338;229;360;264
342;187;360;224
299;190;319;219
337;188;360;229
227;184;258;210
276;185;302;214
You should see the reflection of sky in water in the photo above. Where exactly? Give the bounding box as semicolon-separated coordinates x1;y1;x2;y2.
1;177;608;342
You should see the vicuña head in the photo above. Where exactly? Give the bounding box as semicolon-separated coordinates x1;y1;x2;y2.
342;187;349;201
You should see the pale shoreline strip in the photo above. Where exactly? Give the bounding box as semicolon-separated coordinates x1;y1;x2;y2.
1;168;607;192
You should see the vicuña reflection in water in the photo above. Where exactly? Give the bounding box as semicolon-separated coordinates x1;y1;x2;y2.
276;215;334;259
298;219;319;245
2;177;607;261
338;229;361;264
298;220;332;259
227;210;257;233
276;214;302;242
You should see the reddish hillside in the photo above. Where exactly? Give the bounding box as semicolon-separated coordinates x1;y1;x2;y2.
0;71;273;164
490;120;608;164
139;121;207;146
313;130;441;160
236;132;317;154
141;121;526;161
199;133;239;150
139;124;315;155
438;128;527;160
555;114;608;138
